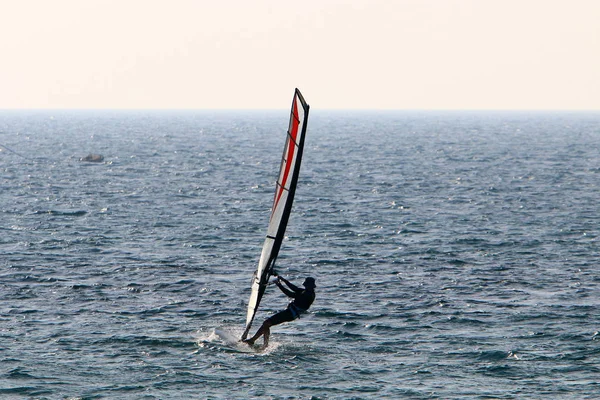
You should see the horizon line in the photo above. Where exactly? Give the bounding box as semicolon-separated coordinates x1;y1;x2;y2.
1;108;599;113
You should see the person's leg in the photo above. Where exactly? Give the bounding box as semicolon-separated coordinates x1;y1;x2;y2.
262;325;271;348
244;309;294;347
245;320;272;345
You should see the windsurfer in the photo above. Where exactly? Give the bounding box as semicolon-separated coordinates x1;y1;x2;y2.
243;275;316;348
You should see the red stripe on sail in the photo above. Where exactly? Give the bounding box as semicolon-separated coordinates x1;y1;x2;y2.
273;97;300;214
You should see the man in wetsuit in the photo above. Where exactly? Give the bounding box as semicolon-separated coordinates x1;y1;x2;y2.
243;275;316;348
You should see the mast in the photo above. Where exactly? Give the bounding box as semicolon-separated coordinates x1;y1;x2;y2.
241;89;310;340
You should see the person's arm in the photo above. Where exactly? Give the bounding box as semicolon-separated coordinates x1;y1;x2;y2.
275;278;297;298
278;276;302;293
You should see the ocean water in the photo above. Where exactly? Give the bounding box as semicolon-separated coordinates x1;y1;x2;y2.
1;109;600;399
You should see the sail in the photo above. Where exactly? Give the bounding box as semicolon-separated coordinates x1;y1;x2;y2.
241;88;310;340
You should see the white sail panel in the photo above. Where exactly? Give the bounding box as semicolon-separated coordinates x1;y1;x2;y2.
244;236;275;325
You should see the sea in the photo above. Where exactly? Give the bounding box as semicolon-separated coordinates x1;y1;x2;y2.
1;109;600;399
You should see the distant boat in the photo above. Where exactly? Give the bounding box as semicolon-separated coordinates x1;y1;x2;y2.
80;154;104;162
241;88;310;341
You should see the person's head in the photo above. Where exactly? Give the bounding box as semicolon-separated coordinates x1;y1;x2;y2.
303;277;316;290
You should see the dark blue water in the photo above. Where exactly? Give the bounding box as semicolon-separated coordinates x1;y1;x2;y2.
1;110;600;399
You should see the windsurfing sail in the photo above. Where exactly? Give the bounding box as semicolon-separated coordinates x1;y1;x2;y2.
241;88;310;340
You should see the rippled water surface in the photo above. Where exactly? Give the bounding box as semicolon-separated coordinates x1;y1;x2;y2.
1;110;600;399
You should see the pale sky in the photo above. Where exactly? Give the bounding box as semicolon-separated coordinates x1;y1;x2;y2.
1;0;599;110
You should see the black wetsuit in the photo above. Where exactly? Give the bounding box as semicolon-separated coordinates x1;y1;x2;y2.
267;279;315;326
